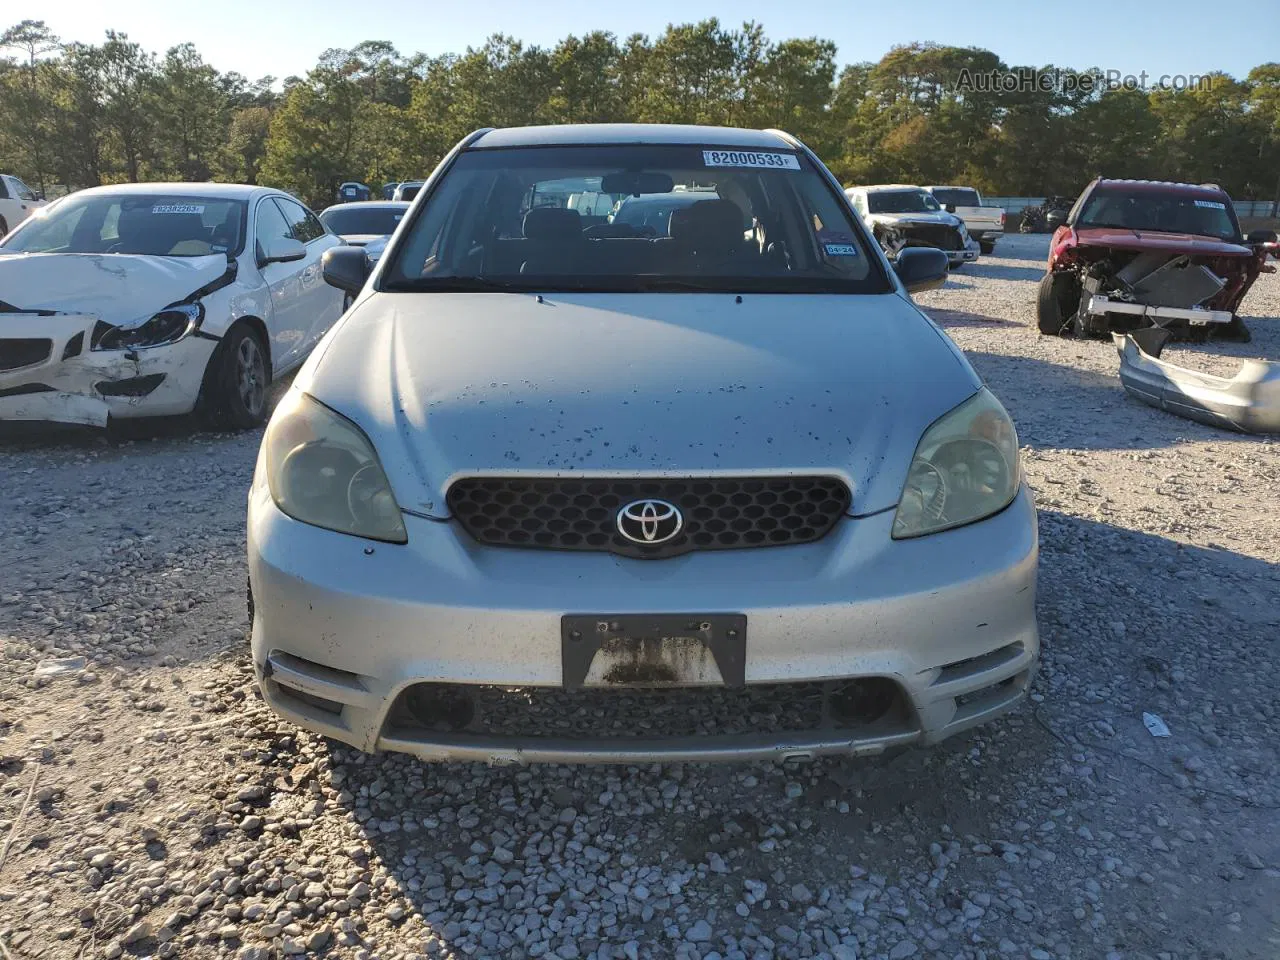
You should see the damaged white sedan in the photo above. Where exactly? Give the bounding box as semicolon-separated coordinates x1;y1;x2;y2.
0;183;344;428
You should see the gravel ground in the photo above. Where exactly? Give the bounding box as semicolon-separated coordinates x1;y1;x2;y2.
1;232;1278;960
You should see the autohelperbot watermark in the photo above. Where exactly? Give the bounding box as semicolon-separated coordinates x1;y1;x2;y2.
954;67;1219;95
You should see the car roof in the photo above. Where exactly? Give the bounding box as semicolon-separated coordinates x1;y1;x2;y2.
856;184;925;193
320;201;410;214
924;185;977;191
69;182;271;201
1093;178;1231;199
471;124;796;150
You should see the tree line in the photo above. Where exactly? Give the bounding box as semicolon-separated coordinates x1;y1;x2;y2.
3;18;1279;212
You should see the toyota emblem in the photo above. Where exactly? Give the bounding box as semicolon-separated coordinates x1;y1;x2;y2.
616;499;683;545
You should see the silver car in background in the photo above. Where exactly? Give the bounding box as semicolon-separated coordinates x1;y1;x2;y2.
247;124;1039;764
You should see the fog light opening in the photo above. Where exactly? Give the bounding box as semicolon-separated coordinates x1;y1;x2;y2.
402;684;476;732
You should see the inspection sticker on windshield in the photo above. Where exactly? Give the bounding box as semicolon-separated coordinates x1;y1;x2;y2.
1194;200;1226;209
152;203;204;215
702;150;800;170
824;243;858;256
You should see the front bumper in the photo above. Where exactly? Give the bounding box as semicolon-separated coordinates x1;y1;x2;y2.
0;311;215;425
248;484;1039;764
1114;329;1280;433
949;239;981;265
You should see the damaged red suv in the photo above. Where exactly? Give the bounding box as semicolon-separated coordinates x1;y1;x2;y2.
1036;178;1278;341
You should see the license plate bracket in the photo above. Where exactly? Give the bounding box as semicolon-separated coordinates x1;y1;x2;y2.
561;614;746;689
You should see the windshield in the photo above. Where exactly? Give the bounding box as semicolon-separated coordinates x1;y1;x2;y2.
320;205;408;237
930;188;980;208
867;190;941;214
2;193;246;257
1077;189;1239;241
384;144;885;294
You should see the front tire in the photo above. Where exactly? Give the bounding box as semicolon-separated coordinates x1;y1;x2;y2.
202;323;270;429
0;216;8;237
1036;272;1080;336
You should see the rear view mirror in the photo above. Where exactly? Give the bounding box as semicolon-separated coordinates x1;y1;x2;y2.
893;248;949;294
601;171;674;197
1246;229;1278;245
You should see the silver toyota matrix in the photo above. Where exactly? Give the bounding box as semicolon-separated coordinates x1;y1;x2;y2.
247;124;1039;763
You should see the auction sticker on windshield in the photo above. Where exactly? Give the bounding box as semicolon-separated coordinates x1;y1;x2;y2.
152;204;205;215
702;150;800;170
1194;200;1226;209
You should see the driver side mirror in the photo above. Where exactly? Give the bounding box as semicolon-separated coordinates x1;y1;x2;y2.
259;235;306;266
322;245;370;295
893;247;949;294
1246;229;1278;245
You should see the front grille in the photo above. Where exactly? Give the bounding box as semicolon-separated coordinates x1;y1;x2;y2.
899;224;963;251
0;338;52;371
386;678;906;740
447;476;851;558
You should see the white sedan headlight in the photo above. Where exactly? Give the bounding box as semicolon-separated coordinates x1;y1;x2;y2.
263;391;407;543
892;388;1021;539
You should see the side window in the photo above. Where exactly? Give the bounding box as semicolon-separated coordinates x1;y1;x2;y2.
275;196;325;243
12;178;37;201
254;197;293;260
0;178;10;200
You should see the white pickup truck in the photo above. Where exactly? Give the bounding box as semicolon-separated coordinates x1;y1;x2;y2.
925;186;1004;255
0;174;46;236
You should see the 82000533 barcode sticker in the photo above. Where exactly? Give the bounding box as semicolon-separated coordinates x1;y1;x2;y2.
702;150;801;170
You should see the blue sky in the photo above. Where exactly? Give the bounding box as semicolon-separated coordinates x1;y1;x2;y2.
26;0;1280;83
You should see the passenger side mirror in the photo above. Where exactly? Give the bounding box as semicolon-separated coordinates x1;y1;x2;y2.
322;245;370;295
1246;229;1278;245
893;247;949;294
259;235;306;266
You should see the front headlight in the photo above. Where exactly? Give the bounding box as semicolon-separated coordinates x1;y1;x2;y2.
263;391;407;543
94;303;203;350
892;388;1020;539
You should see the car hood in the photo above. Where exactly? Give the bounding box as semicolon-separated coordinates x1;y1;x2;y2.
0;252;229;325
1071;227;1253;258
867;212;961;228
299;292;982;519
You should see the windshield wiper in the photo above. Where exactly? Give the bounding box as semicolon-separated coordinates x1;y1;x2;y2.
633;278;739;293
382;276;527;293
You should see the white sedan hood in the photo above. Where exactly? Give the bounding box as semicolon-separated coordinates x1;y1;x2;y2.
0;252;228;327
866;211;964;229
300;292;981;518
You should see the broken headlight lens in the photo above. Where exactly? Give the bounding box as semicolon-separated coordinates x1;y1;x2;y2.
263;391;407;543
892;388;1020;539
94;303;203;351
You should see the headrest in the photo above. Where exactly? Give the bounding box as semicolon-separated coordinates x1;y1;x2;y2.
522;207;583;242
669;200;744;251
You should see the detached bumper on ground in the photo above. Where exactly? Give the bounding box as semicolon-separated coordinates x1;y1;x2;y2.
1114;328;1280;433
248;483;1039;764
0;311;214;425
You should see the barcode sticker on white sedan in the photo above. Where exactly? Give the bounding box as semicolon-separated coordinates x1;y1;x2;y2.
1194;200;1226;209
702;150;800;170
152;204;205;214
